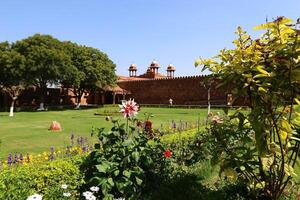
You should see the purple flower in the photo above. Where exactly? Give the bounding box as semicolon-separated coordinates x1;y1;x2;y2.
70;133;74;146
7;153;12;166
172;121;176;129
82;146;87;153
14;153;18;163
19;153;24;164
49;147;55;161
79;136;83;146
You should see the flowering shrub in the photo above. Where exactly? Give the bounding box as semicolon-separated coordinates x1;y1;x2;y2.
82;120;166;199
3;134;91;168
119;98;139;118
0;155;85;200
164;149;172;158
81;100;167;199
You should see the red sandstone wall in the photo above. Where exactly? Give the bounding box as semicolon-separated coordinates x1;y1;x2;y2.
117;76;231;105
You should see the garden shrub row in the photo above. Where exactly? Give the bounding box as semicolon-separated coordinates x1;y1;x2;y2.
0;155;85;200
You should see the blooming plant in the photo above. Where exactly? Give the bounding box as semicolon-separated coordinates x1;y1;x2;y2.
164;149;172;158
83;100;166;199
27;194;42;200
3;133;91;168
119;99;139;118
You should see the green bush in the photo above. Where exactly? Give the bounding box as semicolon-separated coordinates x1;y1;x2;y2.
0;155;85;200
82;120;166;200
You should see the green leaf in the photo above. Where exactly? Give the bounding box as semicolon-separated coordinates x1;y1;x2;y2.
135;177;143;186
261;155;274;171
132;151;140;163
281;119;292;134
294;98;300;105
123;170;131;178
107;178;114;186
113;170;120;176
280;130;288;140
96;163;110;173
258;87;267;93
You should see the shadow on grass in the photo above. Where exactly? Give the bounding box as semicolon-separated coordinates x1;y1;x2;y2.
0;105;104;112
144;174;252;200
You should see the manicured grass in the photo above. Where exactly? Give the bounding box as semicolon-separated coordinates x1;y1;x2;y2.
0;106;222;159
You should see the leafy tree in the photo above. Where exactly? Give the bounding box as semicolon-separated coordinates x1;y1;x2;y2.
63;41;116;109
13;34;73;110
0;42;26;117
196;17;300;199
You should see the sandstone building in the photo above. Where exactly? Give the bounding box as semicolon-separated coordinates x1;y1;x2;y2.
105;60;243;106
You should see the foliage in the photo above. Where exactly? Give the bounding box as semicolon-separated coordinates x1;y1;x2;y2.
0;34;116;110
63;41;116;108
0;41;26;115
82;119;166;200
13;34;74;108
160;129;210;166
0;155;85;200
196;17;300;199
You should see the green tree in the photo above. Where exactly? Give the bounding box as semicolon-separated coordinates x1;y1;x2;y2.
13;34;72;110
63;41;116;109
196;17;300;199
0;42;26;117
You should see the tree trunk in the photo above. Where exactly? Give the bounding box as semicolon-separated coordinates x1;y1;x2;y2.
75;90;83;109
38;102;45;111
206;87;211;126
37;86;46;111
9;99;15;117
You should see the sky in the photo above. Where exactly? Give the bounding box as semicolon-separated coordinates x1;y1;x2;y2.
0;0;299;77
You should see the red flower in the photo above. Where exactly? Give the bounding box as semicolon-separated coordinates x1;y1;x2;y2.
144;120;152;130
164;149;172;158
136;121;143;128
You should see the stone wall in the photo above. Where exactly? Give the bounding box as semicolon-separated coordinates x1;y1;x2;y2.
118;75;242;105
0;76;249;108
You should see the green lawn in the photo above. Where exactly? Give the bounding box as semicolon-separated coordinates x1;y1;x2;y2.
0;106;221;159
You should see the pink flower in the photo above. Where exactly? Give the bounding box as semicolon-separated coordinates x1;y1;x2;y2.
212;115;224;124
119;99;139;118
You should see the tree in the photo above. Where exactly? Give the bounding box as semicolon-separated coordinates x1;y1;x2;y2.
13;34;72;110
63;42;116;109
196;17;300;199
0;42;26;117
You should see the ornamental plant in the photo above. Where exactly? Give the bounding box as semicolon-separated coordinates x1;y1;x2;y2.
82;100;166;200
196;17;300;199
0;155;85;200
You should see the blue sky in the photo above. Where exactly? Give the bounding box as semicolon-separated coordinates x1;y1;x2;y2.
0;0;299;76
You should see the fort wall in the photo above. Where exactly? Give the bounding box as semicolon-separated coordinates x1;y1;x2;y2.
117;75;232;105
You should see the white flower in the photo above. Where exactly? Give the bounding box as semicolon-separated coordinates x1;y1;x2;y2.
119;99;139;118
27;194;43;200
83;191;93;198
90;186;99;192
63;192;71;197
86;195;96;200
61;184;68;189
